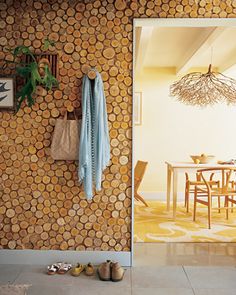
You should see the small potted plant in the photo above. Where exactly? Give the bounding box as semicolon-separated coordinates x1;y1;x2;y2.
5;38;59;112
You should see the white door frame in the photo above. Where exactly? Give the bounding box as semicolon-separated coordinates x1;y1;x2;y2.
131;18;236;266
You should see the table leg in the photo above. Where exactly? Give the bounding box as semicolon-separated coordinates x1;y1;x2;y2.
173;170;178;220
167;165;172;211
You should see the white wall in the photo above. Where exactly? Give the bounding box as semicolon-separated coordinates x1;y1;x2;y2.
134;67;236;196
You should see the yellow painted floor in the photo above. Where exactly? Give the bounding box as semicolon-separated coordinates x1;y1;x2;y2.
134;200;236;242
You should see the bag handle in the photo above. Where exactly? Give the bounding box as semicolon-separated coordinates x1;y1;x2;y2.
63;111;68;121
63;110;78;121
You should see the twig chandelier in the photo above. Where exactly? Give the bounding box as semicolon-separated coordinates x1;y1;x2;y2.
170;64;236;107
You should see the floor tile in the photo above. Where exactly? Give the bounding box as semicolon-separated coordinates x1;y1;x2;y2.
69;286;131;295
208;243;236;256
0;264;25;284
134;243;236;266
0;284;30;295
207;255;236;266
14;266;131;288
131;266;190;288
27;284;73;295
14;266;74;286
27;285;131;295
194;289;236;295
184;266;236;289
132;287;194;295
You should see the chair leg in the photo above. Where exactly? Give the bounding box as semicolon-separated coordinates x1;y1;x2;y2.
193;187;197;222
184;183;187;208
231;182;234;213
225;196;229;220
135;192;148;207
208;196;211;229
218;196;221;213
185;182;189;213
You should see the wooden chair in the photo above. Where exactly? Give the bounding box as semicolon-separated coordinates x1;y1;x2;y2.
134;161;148;207
193;167;236;229
185;173;220;213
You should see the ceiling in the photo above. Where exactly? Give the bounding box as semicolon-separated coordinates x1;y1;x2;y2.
135;26;236;77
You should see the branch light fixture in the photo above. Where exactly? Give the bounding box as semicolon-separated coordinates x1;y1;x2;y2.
170;64;236;107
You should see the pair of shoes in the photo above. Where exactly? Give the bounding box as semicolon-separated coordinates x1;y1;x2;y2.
97;260;125;282
70;262;94;277
47;262;72;275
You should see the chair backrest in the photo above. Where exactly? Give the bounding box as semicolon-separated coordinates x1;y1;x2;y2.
185;172;201;181
197;167;236;188
134;161;148;191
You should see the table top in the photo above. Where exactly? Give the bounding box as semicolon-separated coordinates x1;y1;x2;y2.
165;161;236;169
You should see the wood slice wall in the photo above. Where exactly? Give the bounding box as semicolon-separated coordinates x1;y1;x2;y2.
0;0;235;251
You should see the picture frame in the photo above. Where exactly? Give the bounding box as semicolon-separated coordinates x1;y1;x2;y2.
134;92;142;125
0;76;16;112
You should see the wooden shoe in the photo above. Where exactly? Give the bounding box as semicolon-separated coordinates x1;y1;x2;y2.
85;263;94;276
70;263;85;276
97;260;111;281
111;262;125;282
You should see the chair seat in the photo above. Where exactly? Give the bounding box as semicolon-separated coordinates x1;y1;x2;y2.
187;180;219;195
188;180;219;185
196;186;236;196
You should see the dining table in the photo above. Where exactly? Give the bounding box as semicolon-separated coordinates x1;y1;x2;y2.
165;161;236;219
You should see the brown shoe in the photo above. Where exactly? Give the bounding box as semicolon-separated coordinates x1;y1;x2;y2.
97;260;111;281
85;262;94;276
111;262;125;282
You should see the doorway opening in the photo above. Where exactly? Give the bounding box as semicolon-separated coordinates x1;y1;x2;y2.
132;19;236;260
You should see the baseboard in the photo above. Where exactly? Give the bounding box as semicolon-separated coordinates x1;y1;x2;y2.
140;191;185;201
0;250;131;267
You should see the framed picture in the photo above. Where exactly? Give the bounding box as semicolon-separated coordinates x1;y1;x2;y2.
134;92;142;125
0;76;16;112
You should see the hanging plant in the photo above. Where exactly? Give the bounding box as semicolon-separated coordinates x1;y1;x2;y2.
5;38;58;111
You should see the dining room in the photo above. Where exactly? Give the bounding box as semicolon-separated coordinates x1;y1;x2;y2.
133;19;236;243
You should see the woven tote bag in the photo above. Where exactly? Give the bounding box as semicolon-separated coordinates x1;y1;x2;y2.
51;111;81;160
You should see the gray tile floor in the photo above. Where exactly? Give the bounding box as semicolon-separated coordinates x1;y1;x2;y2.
134;243;236;266
0;243;236;295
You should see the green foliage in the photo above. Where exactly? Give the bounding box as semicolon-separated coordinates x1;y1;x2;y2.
5;39;58;112
15;62;42;110
42;65;59;89
42;38;55;51
12;45;36;62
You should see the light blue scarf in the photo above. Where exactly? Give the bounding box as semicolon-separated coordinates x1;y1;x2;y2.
78;72;110;199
